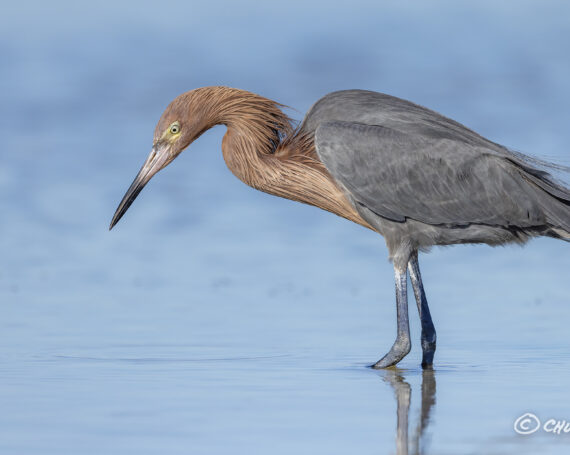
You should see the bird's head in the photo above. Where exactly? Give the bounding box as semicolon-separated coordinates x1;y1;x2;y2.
109;86;291;230
109;92;205;230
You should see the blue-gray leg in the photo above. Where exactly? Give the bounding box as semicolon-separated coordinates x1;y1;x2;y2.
371;265;411;369
408;253;437;368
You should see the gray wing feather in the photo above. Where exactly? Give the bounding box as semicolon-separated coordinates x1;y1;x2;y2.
315;121;546;228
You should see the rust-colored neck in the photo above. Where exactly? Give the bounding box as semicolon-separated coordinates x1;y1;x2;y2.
184;87;371;229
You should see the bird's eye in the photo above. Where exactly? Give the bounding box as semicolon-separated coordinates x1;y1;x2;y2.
169;123;180;134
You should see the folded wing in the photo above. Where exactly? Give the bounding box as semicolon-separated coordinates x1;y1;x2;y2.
314;121;549;228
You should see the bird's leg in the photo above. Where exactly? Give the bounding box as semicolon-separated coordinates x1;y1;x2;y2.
407;253;436;368
371;264;411;369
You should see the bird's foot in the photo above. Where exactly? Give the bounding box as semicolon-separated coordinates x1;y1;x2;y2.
370;339;411;369
420;336;436;369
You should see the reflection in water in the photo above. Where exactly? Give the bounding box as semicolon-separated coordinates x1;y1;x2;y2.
382;369;436;455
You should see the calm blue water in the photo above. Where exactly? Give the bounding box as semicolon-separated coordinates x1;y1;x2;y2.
1;1;570;454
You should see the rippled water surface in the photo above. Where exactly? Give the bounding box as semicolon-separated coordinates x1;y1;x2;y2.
2;1;570;454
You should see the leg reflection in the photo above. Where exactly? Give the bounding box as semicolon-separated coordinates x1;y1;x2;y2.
382;368;437;455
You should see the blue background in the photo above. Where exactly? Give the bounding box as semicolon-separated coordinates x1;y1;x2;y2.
1;1;570;453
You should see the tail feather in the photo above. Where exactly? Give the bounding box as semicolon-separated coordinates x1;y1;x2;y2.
551;228;570;241
508;154;570;238
517;162;570;202
522;169;570;234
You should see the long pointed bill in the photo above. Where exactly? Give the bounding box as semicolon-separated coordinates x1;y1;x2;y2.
109;144;171;230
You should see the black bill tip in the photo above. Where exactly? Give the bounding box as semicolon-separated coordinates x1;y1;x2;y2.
109;174;147;230
109;144;170;232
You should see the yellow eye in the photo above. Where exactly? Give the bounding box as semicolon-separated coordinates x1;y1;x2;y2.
169;123;180;134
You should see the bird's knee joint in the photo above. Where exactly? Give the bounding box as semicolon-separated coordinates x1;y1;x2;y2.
395;338;412;355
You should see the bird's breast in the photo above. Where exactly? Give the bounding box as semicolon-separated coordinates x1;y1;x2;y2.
222;130;371;229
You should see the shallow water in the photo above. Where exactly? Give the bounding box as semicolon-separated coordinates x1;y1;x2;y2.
1;1;570;454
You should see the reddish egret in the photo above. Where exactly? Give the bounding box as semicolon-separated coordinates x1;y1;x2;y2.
110;87;570;368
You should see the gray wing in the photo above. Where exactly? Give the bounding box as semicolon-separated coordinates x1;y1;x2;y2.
314;121;546;228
